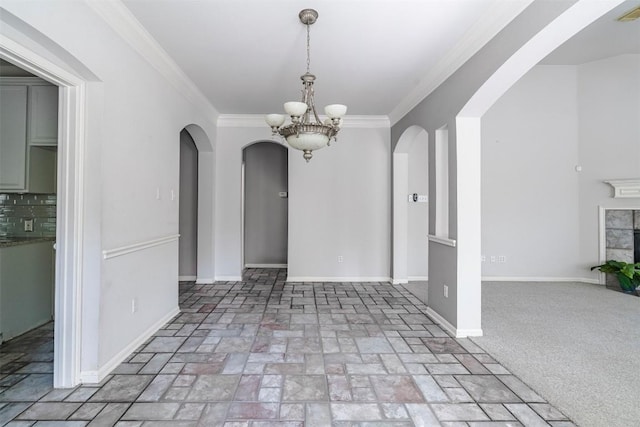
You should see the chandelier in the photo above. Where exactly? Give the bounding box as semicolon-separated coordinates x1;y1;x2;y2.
265;9;347;162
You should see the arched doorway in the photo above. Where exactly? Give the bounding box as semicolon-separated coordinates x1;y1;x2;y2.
180;124;214;284
393;126;429;287
178;129;198;281
241;141;288;270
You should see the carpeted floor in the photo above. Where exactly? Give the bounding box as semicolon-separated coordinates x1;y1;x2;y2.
471;281;640;427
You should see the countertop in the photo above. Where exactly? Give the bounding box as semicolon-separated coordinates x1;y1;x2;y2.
0;236;55;248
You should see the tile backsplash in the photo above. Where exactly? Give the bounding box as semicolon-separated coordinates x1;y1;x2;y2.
0;193;56;238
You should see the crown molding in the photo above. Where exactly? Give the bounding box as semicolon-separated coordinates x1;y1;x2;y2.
86;0;219;121
388;0;534;125
217;114;390;129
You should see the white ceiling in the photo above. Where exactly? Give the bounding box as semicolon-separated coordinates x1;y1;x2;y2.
120;0;531;117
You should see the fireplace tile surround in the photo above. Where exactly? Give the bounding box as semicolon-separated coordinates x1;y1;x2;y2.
604;209;640;290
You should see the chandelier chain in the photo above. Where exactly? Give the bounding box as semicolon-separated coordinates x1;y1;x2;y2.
306;23;311;73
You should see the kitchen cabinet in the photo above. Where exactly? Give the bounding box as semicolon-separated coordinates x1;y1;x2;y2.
29;85;58;146
0;85;28;190
0;78;58;193
0;240;55;343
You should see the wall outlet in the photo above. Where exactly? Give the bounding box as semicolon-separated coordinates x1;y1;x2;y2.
443;284;448;298
481;255;486;263
490;256;496;263
337;255;344;263
24;218;34;232
498;255;506;263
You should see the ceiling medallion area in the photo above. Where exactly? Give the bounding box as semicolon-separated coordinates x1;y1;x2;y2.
265;8;347;162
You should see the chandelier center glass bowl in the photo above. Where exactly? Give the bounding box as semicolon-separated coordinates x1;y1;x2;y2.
265;9;347;162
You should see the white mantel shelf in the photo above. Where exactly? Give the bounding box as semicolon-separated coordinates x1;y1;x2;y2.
604;179;640;198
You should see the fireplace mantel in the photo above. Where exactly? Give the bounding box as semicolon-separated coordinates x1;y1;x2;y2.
604;179;640;198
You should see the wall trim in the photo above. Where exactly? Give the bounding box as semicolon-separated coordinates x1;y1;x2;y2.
86;0;218;120
482;276;600;285
178;275;196;281
217;114;390;129
103;234;179;260
426;307;457;337
214;276;243;282
409;276;429;281
426;307;483;338
79;306;180;384
392;279;408;285
245;263;287;268
195;278;214;284
286;276;392;283
428;235;457;247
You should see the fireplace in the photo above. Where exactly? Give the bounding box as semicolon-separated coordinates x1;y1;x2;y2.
635;229;640;264
604;209;640;290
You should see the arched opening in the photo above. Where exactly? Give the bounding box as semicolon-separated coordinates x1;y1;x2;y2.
241;141;288;271
393;126;429;289
178;129;198;281
181;124;214;284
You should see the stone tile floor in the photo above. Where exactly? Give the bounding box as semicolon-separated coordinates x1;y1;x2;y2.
0;268;575;426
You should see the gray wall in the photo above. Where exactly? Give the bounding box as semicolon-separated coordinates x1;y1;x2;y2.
179;129;198;277
243;142;288;266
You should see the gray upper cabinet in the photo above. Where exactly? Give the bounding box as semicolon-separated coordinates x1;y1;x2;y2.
0;85;28;191
0;78;58;193
28;85;58;146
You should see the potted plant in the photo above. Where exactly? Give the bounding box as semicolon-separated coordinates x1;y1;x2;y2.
591;260;640;294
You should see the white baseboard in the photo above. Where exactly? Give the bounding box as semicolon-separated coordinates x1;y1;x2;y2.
409;276;429;281
392;279;408;285
244;263;287;268
482;276;600;285
287;276;392;283
214;276;242;282
179;275;196;281
195;277;214;284
79;306;180;384
426;307;483;338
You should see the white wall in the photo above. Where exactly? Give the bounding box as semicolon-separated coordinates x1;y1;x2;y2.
481;65;582;279
1;1;217;380
577;55;640;272
481;56;640;281
287;127;391;281
216;121;390;281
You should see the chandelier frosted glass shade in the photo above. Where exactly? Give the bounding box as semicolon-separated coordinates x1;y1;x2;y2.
265;9;347;162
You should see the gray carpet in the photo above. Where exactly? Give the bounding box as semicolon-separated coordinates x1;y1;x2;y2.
471;281;640;427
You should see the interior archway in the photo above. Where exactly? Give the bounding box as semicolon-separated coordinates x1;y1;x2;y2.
241;141;288;271
181;123;214;284
393;126;429;286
